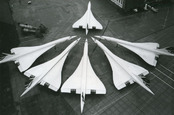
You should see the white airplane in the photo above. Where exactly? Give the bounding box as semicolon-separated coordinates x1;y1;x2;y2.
0;36;76;72
21;38;81;97
72;1;103;35
92;37;154;95
61;39;106;113
95;36;174;66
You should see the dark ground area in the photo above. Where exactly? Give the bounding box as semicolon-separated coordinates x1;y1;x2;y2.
0;0;19;115
1;0;174;115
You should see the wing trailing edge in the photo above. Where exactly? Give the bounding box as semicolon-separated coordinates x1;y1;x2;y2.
0;36;76;72
95;36;174;66
92;37;154;95
21;38;80;97
72;1;103;35
61;39;106;113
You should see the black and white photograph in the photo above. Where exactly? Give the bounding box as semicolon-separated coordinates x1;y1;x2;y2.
0;0;174;115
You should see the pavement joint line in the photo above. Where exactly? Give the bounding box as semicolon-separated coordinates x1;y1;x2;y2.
135;96;154;115
91;73;157;115
93;90;133;115
21;38;38;44
126;76;157;115
150;72;174;90
108;19;174;43
162;7;170;29
155;68;174;82
159;64;174;75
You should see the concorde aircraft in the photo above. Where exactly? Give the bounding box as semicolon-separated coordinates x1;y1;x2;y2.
0;36;76;72
92;37;154;95
72;1;103;35
61;39;106;113
21;38;80;97
95;36;174;66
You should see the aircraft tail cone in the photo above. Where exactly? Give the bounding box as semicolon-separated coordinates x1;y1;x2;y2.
133;75;155;95
140;83;155;95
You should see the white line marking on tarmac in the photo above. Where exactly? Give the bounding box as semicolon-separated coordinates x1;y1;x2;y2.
93;90;132;115
150;72;174;90
135;96;154;115
93;69;174;115
159;64;174;75
21;38;38;44
155;68;174;82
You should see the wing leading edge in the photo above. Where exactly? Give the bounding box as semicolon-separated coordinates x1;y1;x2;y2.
21;38;80;96
92;37;154;95
61;39;106;113
0;36;76;72
95;36;174;66
72;1;103;35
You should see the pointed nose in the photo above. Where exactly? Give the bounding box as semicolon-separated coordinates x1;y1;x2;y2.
95;36;104;40
69;36;77;40
77;37;81;42
91;37;96;43
20;90;27;97
88;1;91;10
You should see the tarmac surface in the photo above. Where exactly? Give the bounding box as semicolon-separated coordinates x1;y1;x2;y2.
1;0;174;115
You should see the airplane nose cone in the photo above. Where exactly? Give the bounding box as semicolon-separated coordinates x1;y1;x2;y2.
69;36;77;40
76;37;81;42
91;37;96;43
88;1;91;10
95;36;103;40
